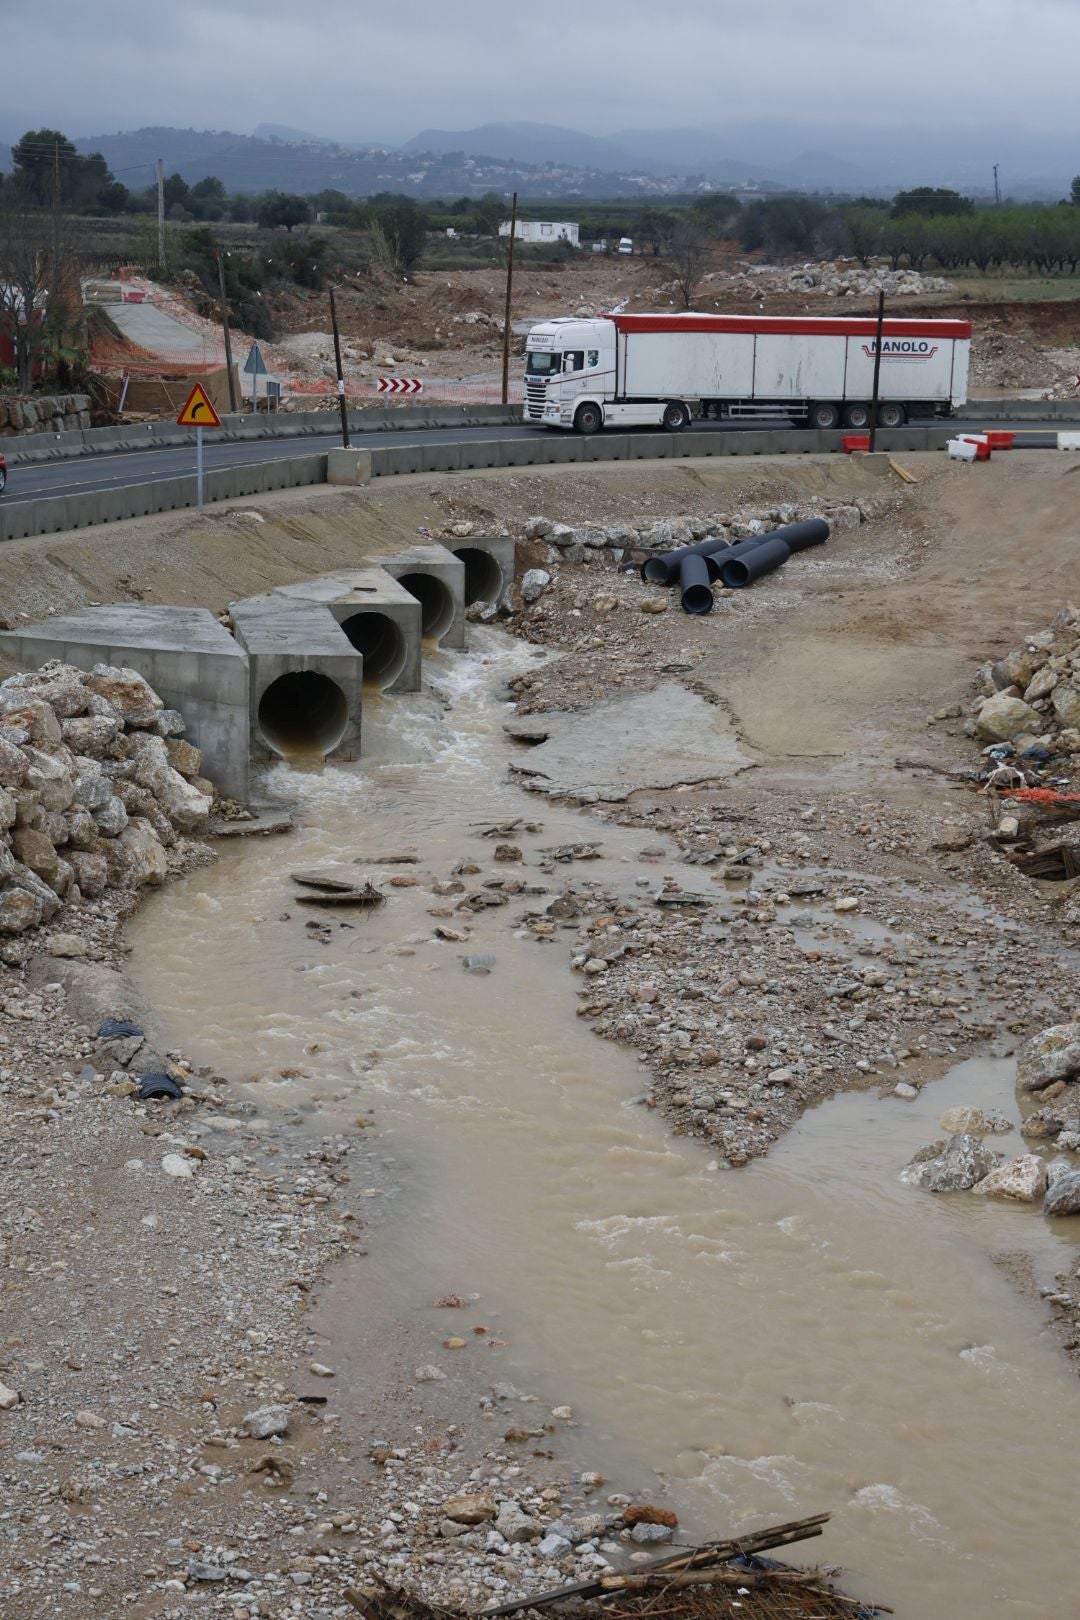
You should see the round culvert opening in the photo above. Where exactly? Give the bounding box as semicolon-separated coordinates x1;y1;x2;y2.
399;571;454;639
453;547;502;606
257;671;349;758
340;611;408;688
641;557;671;585
720;558;753;589
682;583;714;616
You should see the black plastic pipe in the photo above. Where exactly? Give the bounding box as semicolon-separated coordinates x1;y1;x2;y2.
642;519;829;587
775;518;829;554
641;534;732;585
703;535;769;581
679;553;714;615
720;536;791;589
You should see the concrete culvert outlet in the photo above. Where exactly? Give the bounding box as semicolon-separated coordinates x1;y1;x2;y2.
257;671;349;758
340;611;408;688
453;547;503;606
399;572;455;639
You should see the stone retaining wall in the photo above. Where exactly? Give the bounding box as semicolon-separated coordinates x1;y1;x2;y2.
0;394;92;437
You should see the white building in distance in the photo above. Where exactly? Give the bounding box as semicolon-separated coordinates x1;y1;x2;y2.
499;219;580;247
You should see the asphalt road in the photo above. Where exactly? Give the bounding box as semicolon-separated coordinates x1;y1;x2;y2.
0;418;1063;507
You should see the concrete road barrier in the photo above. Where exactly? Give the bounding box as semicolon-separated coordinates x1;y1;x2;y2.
0;453;327;543
2;402;522;465
0;413;1060;546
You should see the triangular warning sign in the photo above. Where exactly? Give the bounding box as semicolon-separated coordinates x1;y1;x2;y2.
176;382;222;427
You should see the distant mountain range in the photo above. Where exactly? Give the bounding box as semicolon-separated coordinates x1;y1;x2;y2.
1;120;1065;202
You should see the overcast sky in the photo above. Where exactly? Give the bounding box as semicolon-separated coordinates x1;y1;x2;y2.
2;0;1076;146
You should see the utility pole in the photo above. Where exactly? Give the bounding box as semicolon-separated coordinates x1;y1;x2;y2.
156;159;166;271
993;163;1001;206
215;251;238;414
51;137;61;283
868;289;885;454
501;191;518;405
328;285;350;448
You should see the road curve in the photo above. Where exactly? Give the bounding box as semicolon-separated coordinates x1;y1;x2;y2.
0;418;1063;508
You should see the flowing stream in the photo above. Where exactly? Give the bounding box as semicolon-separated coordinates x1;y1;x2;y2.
130;630;1080;1618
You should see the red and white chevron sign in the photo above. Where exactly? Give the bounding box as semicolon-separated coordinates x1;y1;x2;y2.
376;376;423;395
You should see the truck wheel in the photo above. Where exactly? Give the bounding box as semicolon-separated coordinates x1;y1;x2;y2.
877;402;905;428
662;401;690;432
843;402;871;430
574;403;602;435
808;402;841;430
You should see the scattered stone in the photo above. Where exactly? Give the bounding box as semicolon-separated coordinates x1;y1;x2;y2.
624;1504;678;1528
1017;1024;1080;1092
240;1405;290;1439
441;1494;496;1525
1044;1170;1080;1217
972;1155;1047;1202
906;1133;1000;1192
520;569;552;605
161;1153;194;1179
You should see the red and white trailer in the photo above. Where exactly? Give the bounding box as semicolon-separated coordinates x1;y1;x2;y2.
522;312;972;433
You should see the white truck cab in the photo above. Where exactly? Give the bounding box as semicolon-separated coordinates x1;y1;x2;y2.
524;317;676;433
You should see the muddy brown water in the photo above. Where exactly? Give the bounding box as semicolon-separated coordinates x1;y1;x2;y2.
130;630;1080;1618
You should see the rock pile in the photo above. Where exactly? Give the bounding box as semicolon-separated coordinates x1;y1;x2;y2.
904;1021;1080;1217
704;263;952;300
0;660;213;936
969;605;1080;757
522;500;863;570
0;392;92;437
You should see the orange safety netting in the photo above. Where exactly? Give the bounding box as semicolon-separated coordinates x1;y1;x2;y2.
1007;787;1080;806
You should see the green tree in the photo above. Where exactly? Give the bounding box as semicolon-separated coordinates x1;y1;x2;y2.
162;172;190;211
472;191;506;237
740;197;827;255
256;191;311;233
634;206;677;256
841;206;886;266
96;179;130;214
689;193;741;235
11;129;79;205
0;181;69;391
187;176;226;222
10;129;118;211
366;198;427;275
891;186;972;218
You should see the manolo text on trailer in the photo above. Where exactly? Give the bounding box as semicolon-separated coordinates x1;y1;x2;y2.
522;312;972;432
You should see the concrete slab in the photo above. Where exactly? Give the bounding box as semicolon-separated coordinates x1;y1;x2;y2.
229;595;363;763
273;569;422;693
508;682;753;802
0;605;250;800
377;544;466;650
442;537;515;606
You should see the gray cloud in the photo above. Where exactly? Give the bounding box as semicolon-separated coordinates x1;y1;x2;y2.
3;0;1077;148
